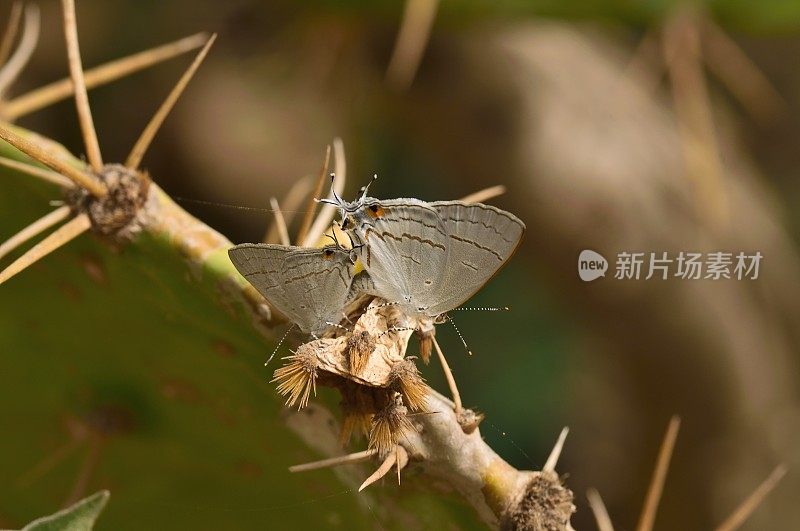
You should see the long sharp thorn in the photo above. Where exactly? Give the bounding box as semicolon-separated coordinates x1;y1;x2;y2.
4;32;208;120
0;156;73;187
0;3;38;97
385;0;440;92
543;427;569;473
268;197;290;246
459;185;506;204
263;175;313;244
0;125;106;196
715;464;787;531
0;205;71;261
587;489;615;531
0;2;23;67
302;138;346;247
62;0;103;171
432;336;463;415
359;447;406;492
701;18;786;124
125;34;216;170
0;213;91;286
289;449;377;473
295;145;331;245
636;416;681;531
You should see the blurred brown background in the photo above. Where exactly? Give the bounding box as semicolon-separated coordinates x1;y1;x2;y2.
7;0;800;528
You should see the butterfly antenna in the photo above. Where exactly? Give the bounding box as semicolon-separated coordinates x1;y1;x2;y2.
450;306;510;312
378;326;416;339
325;321;351;333
328;222;342;247
329;172;344;205
316;173;341;207
447;314;473;356
266;324;294;366
358;173;378;200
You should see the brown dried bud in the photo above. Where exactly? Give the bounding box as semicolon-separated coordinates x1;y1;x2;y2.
389;358;429;412
500;471;575;531
271;345;319;409
369;392;415;457
346;330;376;374
457;408;485;434
416;318;436;364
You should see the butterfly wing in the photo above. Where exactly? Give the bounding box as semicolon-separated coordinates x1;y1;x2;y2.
425;201;525;315
282;246;355;334
353;198;450;314
228;244;354;334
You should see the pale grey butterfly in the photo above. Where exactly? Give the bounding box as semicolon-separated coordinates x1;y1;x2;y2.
322;177;525;318
228;243;355;337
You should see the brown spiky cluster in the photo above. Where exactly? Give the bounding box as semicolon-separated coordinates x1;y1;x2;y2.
368;392;414;457
500;471;576;531
66;164;150;237
389;358;428;412
272;347;318;409
346;330;375;374
337;380;381;446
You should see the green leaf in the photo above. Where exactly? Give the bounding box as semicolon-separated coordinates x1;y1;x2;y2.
21;491;109;531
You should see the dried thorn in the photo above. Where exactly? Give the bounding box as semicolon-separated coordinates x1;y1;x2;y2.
263;175;313;244
0;212;90;286
542;427;569;474
0;205;71;261
0;124;106;196
0;155;73;188
385;0;439;92
125;34;216;170
359;445;408;492
16;438;82;488
714;464;787;531
587;489;615;531
62;0;103;170
0;2;23;67
458;184;506;204
268;197;290;246
431;335;462;415
636;415;681;531
664;11;728;226
0;3;38;98
295;145;331;246
289;449;377;473
4;32;208;120
271;347;318;409
701;18;786;124
302;138;345;247
64;435;103;507
619;28;664;96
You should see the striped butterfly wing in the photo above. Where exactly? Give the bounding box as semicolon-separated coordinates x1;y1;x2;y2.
228;244;354;334
354;198;450;314
282;246;355;334
425;201;525;316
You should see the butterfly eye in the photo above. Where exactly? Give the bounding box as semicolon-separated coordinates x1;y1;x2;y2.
341;218;351;230
323;249;335;259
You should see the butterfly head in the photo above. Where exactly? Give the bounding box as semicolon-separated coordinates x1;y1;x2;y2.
319;173;383;231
